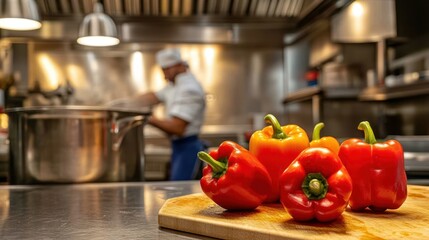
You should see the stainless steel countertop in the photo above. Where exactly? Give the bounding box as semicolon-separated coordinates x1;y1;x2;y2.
0;181;214;239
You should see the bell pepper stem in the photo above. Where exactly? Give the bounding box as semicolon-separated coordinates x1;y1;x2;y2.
197;151;227;175
309;179;323;196
264;114;287;139
358;121;377;144
312;122;325;141
302;173;328;200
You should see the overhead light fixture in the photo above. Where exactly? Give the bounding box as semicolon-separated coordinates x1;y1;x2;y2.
77;2;120;47
0;0;42;31
351;1;364;17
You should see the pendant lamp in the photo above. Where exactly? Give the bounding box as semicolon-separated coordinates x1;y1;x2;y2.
77;2;120;47
0;0;42;31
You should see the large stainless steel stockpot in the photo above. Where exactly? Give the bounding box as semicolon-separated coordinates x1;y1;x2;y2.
6;106;151;184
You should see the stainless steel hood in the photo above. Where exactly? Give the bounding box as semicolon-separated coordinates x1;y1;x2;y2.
37;0;316;21
0;0;351;46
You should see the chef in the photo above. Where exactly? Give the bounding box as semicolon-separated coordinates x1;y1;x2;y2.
113;48;207;180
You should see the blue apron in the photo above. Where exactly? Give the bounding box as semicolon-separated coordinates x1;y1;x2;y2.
170;135;205;180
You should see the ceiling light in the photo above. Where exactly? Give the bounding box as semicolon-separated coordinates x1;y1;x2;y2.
0;0;42;31
77;2;119;47
351;1;364;17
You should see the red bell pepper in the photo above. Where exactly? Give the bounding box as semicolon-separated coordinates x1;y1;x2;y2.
279;147;352;222
197;141;272;210
249;114;309;203
338;121;407;212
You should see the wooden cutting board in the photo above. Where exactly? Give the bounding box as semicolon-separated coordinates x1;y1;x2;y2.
158;185;429;239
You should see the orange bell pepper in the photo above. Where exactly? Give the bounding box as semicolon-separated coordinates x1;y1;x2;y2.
249;114;309;203
309;122;340;155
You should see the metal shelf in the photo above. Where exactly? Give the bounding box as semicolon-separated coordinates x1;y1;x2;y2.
359;80;429;101
282;86;360;104
282;86;321;104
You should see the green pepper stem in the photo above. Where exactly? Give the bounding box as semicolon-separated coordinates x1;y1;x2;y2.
197;151;226;174
358;121;377;144
302;173;328;200
309;179;323;196
264;114;287;139
312;122;325;141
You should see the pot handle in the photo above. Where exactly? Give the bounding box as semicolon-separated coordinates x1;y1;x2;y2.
111;115;148;151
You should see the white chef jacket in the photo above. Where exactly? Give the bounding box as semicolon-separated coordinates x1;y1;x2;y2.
155;72;206;138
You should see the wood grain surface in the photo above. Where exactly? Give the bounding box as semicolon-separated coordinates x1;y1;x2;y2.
158;185;429;240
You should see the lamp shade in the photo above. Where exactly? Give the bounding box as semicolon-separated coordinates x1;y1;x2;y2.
77;3;120;47
0;0;41;31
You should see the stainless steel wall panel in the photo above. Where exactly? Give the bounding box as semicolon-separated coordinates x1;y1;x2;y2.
38;20;79;40
121;24;234;44
28;43;285;131
284;39;309;93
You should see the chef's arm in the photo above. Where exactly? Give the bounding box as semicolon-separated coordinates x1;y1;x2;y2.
148;116;188;137
107;92;160;107
132;92;160;106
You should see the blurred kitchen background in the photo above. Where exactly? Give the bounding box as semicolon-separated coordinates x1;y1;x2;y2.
1;0;429;184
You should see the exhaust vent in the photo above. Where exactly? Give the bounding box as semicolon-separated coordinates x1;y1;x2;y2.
36;0;315;18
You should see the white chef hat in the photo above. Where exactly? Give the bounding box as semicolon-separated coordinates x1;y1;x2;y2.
156;48;184;68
